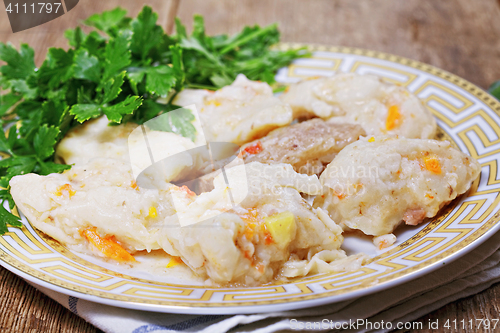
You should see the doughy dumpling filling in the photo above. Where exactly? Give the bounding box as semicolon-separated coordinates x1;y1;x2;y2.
314;136;481;236
281;73;437;139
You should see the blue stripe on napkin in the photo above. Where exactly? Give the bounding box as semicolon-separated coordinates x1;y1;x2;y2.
132;315;225;333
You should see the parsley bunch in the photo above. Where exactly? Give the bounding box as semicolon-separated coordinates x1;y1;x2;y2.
0;6;307;233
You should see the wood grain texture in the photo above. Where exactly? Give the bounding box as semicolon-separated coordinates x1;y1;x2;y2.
176;0;500;89
1;0;500;332
0;267;99;332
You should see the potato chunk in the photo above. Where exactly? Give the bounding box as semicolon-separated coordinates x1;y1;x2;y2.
264;211;296;249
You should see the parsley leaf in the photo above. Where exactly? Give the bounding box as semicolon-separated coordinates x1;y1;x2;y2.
0;43;35;80
125;67;147;94
38;161;71;175
0;127;14;155
37;48;75;89
4;157;37;176
65;26;86;48
70;104;101;123
170;45;185;91
0;205;22;234
33;125;59;159
84;7;129;37
102;72;126;104
145;107;196;142
74;49;101;83
103;95;142;123
0;93;21;116
41;100;68;128
102;34;131;82
81;31;106;57
145;66;176;97
130;6;164;61
133;99;167;124
9;80;37;100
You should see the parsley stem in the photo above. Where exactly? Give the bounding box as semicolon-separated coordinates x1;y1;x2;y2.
185;83;217;90
219;24;278;55
167;91;179;105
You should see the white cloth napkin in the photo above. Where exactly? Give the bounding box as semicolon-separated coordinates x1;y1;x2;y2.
27;230;500;333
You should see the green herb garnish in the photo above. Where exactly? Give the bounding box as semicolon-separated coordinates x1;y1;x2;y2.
0;6;307;232
489;81;500;101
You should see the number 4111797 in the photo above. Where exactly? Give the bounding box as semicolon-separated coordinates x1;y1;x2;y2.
5;3;62;14
444;319;499;330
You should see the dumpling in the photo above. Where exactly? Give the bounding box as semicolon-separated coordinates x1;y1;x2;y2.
171;88;211;112
155;162;352;285
55;114;211;183
314;136;481;236
9;158;171;254
281;73;437;139
55;115;137;165
55;113;207;166
198;74;293;145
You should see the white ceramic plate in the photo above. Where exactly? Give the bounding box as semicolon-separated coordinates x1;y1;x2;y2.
1;44;500;314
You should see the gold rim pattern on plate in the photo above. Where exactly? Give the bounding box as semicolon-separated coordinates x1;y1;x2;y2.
0;43;499;310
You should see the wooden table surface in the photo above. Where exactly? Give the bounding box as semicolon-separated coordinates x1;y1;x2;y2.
1;0;500;332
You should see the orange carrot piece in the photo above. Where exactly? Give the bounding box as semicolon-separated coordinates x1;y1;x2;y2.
80;228;135;262
166;256;183;268
178;185;196;197
55;184;76;197
424;157;441;174
244;141;263;154
386;105;401;130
